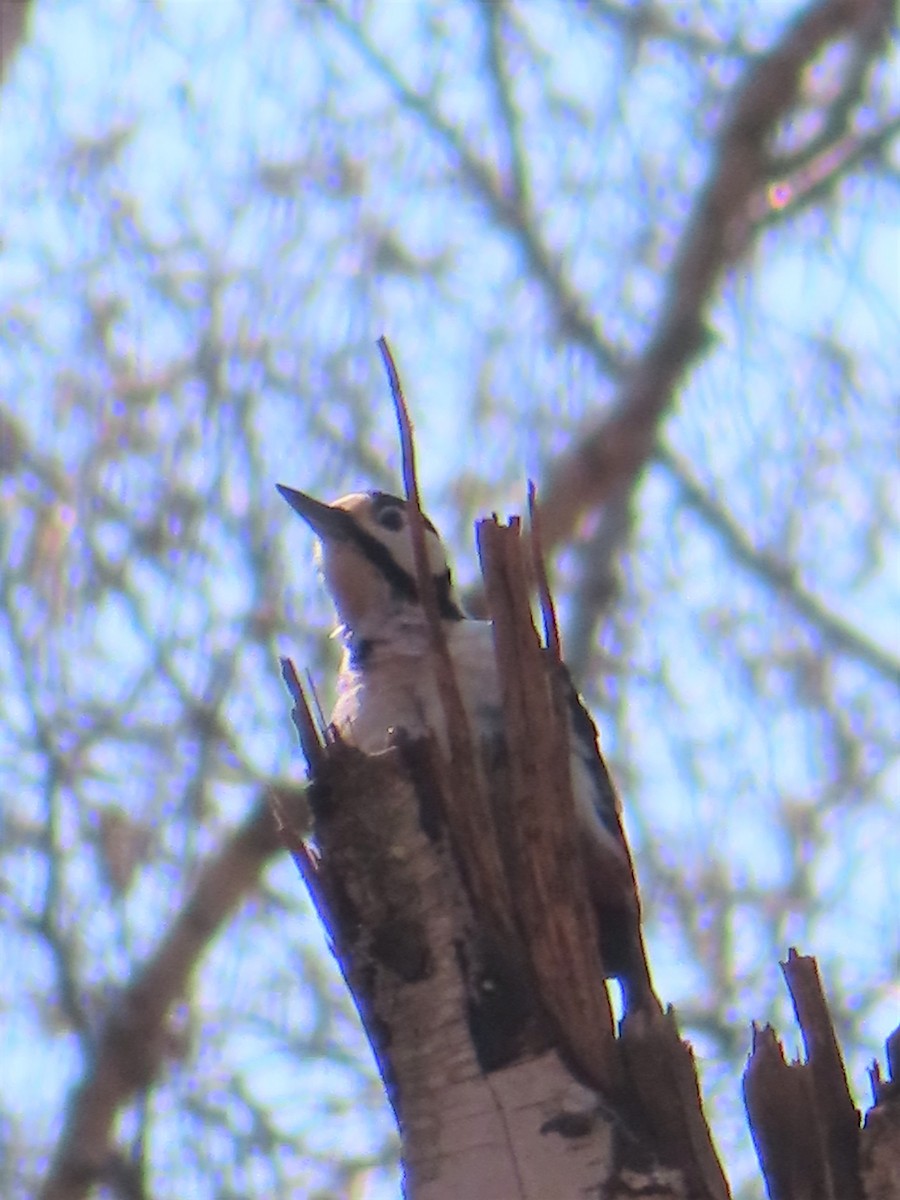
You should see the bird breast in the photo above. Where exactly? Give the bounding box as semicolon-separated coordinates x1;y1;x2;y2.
330;618;503;755
328;616;625;863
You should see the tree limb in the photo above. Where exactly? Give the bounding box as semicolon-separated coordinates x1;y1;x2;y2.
537;0;895;556
38;797;283;1200
0;0;32;88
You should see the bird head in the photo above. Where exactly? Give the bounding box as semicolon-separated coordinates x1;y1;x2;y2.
277;486;464;635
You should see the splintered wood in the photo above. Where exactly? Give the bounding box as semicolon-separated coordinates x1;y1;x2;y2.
274;342;734;1199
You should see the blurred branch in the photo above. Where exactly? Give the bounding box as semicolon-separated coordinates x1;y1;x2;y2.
0;0;32;88
476;0;528;211
769;2;892;178
537;0;895;557
39;797;283;1200
657;442;900;689
753;114;900;228
323;1;624;375
584;0;751;58
562;493;634;689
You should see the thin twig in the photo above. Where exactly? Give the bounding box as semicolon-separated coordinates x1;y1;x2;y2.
658;444;900;689
527;480;561;663
280;656;324;774
376;338;445;650
304;667;329;741
376;336;516;931
327;16;623;374
376;337;476;766
476;0;529;210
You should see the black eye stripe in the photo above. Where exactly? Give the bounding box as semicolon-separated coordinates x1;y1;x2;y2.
350;525;419;604
348;519;463;621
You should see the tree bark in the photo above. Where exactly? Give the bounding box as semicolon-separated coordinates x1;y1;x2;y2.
280;501;900;1197
744;951;900;1200
278;514;730;1199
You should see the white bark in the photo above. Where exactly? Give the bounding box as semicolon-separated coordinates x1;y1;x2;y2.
409;1054;616;1200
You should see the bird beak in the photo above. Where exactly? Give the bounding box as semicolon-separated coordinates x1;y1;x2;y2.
276;485;354;541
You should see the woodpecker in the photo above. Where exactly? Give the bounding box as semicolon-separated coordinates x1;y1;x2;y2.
278;485;653;1011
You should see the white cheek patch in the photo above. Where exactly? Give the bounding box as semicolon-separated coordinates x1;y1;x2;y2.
383;530;417;580
377;527;448;582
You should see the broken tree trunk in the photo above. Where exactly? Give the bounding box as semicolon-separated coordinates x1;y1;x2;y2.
277;511;730;1200
744;950;900;1200
277;511;899;1199
276;342;898;1196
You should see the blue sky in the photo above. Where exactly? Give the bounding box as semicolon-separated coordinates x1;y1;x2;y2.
1;2;898;1197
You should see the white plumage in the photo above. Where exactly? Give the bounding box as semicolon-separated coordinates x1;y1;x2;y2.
332;613;628;862
278;485;652;1008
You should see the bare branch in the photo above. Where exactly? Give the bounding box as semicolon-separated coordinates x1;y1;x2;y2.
325;5;624;375
537;0;896;557
657;443;900;688
379;337;517;939
475;0;529;210
38;799;283;1200
527;480;561;665
752;115;900;228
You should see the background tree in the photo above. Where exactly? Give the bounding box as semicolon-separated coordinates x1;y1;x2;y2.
0;1;897;1198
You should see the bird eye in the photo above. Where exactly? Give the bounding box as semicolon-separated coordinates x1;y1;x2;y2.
377;507;405;532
